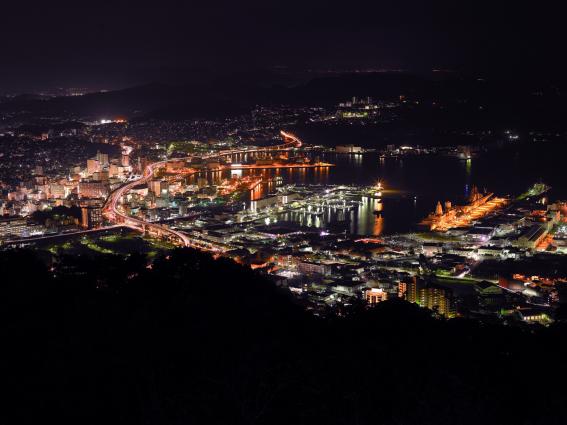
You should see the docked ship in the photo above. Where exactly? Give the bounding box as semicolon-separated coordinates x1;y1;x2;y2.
420;186;507;231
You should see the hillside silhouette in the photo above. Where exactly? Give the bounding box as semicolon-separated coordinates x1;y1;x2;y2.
2;248;567;425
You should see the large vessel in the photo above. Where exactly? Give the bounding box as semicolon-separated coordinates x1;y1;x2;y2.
420;186;507;231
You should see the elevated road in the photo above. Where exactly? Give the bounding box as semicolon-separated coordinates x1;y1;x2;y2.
103;131;303;250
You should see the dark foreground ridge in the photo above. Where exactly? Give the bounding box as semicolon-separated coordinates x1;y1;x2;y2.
3;248;567;425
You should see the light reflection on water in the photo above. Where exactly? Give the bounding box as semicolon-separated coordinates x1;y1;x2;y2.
278;196;385;236
185;150;564;235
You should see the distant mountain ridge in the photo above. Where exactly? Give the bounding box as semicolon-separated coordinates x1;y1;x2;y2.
1;72;566;126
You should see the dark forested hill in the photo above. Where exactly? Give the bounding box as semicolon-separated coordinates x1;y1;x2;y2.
3;72;567;131
2;248;567;425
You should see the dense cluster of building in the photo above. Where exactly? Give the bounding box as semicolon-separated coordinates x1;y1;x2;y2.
0;139;132;238
1;97;566;325
111;178;567;323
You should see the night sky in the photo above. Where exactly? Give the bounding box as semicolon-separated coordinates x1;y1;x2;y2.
1;0;565;92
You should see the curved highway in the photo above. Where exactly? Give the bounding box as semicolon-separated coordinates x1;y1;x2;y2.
103;130;302;250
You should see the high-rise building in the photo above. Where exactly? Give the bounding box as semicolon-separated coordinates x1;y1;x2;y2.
78;180;109;199
405;277;455;317
137;157;149;174
87;159;101;175
398;280;408;298
149;179;168;197
96;151;109;167
81;206;103;229
418;286;455;317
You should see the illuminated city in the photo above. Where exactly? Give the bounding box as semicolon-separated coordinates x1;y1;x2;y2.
2;1;567;424
3;112;566;319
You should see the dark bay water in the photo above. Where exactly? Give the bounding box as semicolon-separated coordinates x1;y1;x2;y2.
195;143;565;235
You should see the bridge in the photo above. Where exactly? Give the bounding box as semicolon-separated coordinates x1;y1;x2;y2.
103;131;303;250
